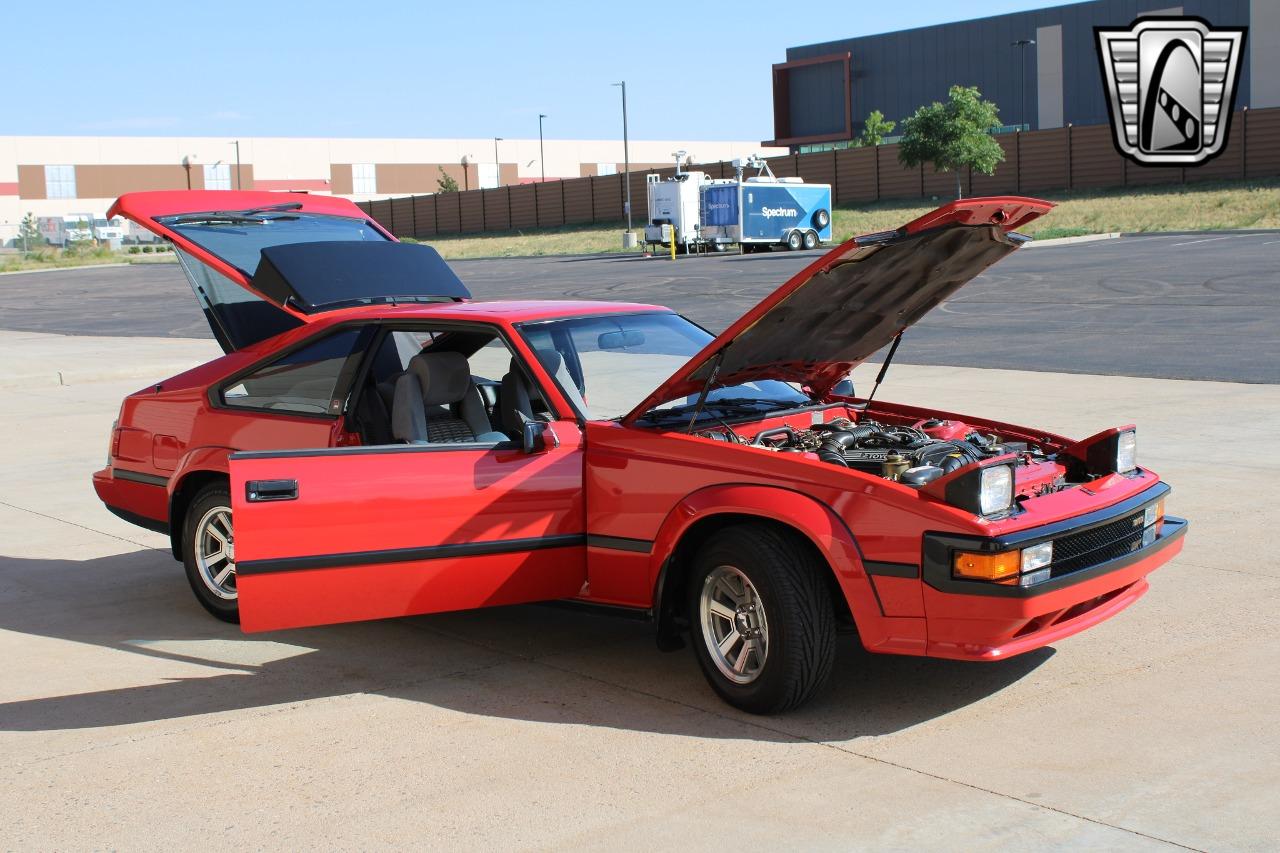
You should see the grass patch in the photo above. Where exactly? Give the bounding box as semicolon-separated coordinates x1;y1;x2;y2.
0;244;174;273
424;176;1280;260
1031;226;1095;240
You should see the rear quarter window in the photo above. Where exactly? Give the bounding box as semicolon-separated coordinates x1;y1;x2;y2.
221;327;370;415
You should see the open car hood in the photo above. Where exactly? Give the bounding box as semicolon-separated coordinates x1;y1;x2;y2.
623;197;1053;424
110;191;469;352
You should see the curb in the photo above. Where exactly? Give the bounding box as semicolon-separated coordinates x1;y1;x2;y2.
0;362;208;390
0;263;132;277
1024;232;1121;248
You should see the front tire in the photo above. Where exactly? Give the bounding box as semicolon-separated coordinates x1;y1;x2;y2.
687;526;836;713
786;230;803;251
182;483;239;623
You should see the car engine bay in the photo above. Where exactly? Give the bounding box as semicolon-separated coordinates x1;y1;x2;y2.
699;414;1064;491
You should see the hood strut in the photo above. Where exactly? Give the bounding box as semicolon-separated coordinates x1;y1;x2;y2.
686;349;728;432
865;331;904;405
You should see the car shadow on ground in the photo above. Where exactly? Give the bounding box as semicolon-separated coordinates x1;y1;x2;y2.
0;550;1051;741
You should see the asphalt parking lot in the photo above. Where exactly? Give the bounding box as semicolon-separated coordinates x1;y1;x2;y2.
2;234;1279;849
2;229;1278;382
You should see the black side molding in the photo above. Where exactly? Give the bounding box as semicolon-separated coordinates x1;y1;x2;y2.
113;468;169;487
237;533;587;576
864;561;919;579
104;504;170;535
586;535;653;554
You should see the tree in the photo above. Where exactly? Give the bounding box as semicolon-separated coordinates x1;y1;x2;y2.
436;166;459;194
857;110;896;147
17;212;41;252
898;85;1004;199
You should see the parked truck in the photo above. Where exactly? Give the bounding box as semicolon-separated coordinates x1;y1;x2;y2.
700;157;832;252
34;214;127;247
38;214;96;247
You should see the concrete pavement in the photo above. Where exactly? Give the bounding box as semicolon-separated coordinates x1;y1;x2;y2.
2;331;1278;849
3;230;1278;382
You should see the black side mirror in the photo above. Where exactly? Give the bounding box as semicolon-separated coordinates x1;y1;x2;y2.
522;421;559;454
831;378;856;398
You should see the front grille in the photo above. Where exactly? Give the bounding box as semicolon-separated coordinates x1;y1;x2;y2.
1050;509;1148;578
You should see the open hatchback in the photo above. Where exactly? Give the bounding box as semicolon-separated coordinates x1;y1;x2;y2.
111;190;470;352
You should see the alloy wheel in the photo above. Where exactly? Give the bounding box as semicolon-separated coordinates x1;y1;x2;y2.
699;565;769;684
194;506;237;600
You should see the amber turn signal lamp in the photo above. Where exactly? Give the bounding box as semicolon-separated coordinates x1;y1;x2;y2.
953;550;1020;583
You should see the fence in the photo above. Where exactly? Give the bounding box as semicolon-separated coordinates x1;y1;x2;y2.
357;107;1280;239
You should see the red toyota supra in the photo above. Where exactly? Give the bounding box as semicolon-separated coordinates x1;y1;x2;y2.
93;190;1186;713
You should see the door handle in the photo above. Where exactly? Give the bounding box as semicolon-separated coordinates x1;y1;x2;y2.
246;479;298;502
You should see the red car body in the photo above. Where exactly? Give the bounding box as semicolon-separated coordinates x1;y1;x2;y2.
93;190;1186;709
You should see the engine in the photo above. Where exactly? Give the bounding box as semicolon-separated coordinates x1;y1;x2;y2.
706;417;1040;487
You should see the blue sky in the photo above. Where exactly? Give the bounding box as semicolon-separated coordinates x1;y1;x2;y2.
3;0;1074;140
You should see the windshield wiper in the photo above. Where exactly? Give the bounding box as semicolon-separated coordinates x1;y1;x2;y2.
240;203;304;216
165;204;304;226
643;396;806;424
167;214;299;226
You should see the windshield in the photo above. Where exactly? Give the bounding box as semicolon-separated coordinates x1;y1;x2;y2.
517;312;811;422
157;211;389;275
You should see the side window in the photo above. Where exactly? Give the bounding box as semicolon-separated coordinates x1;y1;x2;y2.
468;337;515;381
222;327;369;415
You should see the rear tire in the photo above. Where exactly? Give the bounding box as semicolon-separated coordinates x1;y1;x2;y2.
786;231;803;251
687;526;836;713
802;230;818;250
182;483;240;623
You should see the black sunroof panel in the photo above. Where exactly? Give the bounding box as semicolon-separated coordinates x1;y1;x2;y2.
252;241;471;312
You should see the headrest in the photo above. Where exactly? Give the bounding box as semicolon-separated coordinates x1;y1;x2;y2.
535;349;565;375
408;351;470;406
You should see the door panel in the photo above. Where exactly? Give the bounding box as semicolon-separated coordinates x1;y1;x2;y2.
230;422;585;632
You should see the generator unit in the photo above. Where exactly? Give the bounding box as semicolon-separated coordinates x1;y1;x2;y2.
700;157;833;252
643;169;710;251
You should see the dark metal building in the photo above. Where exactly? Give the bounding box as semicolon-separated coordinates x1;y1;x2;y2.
768;0;1276;150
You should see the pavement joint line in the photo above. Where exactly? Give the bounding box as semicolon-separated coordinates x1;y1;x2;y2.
521;654;1204;851
0;499;162;552
1172;559;1269;578
1170;235;1245;247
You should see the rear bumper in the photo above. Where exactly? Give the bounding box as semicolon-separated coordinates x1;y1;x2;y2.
920;510;1187;661
93;466;170;532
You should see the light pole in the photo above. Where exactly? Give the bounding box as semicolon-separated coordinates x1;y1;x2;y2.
612;81;632;239
493;137;503;188
538;114;547;184
1011;39;1036;131
230;140;242;189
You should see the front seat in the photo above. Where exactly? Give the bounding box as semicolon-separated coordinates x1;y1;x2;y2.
499;358;535;435
500;350;590;435
391;351;507;444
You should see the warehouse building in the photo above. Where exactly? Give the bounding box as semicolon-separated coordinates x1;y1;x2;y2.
768;0;1276;150
0;135;782;236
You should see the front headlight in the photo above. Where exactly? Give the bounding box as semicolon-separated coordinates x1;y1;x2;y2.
1116;429;1137;473
979;464;1014;516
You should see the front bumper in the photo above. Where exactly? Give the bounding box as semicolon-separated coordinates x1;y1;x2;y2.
920;483;1187;660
